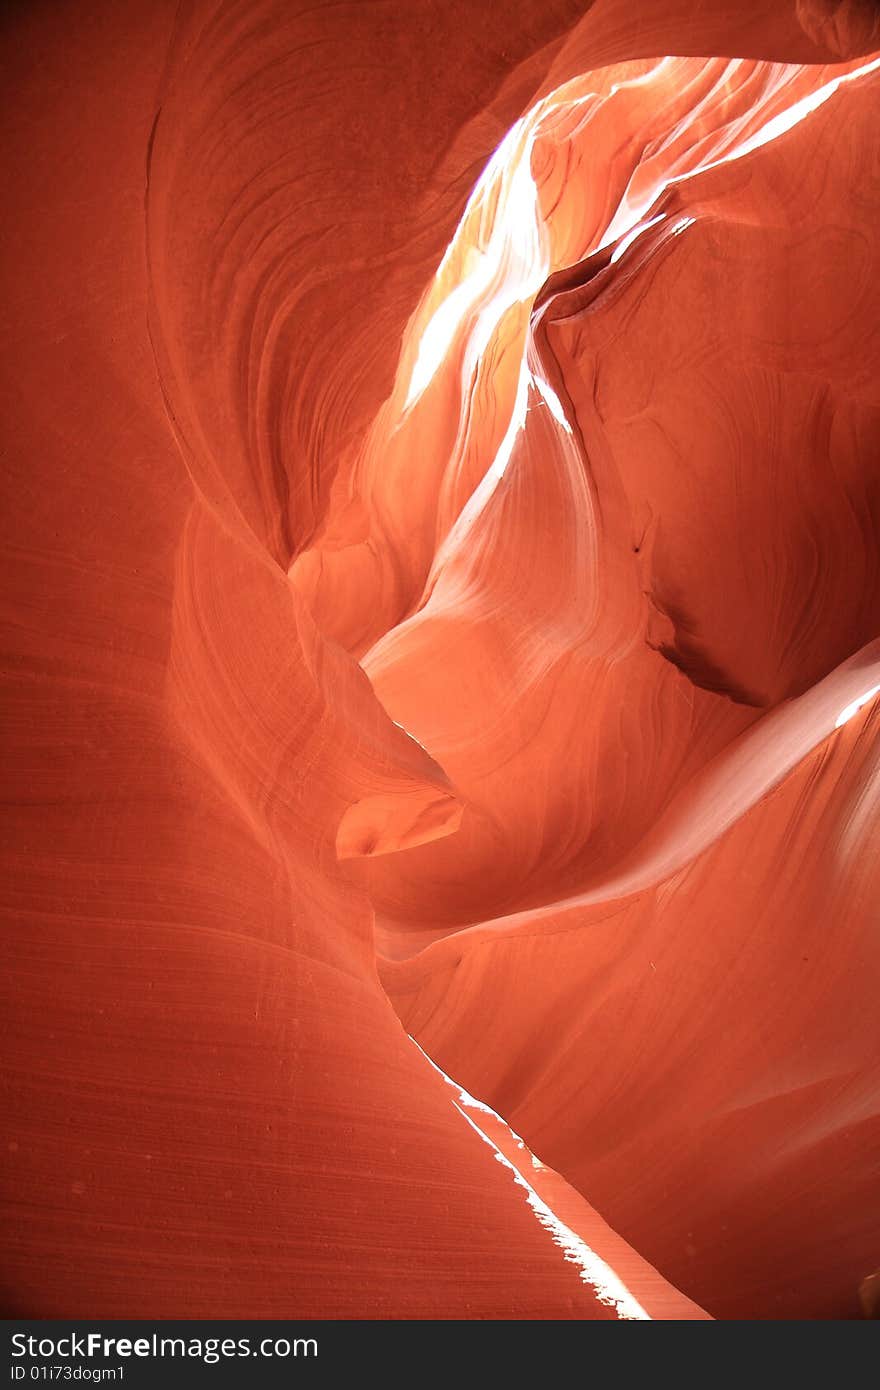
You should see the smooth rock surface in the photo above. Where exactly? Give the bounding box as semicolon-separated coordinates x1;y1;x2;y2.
3;0;879;1319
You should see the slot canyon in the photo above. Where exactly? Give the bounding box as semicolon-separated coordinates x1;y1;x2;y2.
2;0;880;1321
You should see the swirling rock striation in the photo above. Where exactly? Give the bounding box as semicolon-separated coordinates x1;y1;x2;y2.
2;0;879;1319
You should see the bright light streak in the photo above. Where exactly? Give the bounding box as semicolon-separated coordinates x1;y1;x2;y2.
600;55;880;256
531;371;572;434
734;56;880;161
609;212;665;264
835;683;880;730
408;1035;650;1319
405;124;547;411
489;360;531;480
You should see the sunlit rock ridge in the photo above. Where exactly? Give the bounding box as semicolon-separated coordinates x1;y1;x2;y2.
3;0;879;1320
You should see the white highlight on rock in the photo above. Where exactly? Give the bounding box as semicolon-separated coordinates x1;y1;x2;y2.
405;121;547;411
408;1035;650;1319
490;360;531;481
732;54;880;162
609;212;666;264
391;717;432;756
531;371;573;434
600;56;880;254
835;683;880;730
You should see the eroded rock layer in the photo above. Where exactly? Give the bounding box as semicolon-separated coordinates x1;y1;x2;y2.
3;0;879;1319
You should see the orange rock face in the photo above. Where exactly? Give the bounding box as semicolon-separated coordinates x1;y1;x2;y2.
2;0;879;1319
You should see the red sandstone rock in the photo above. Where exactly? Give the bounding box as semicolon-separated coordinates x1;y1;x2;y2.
2;0;879;1319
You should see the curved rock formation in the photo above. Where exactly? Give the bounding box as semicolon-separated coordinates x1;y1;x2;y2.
2;0;879;1319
